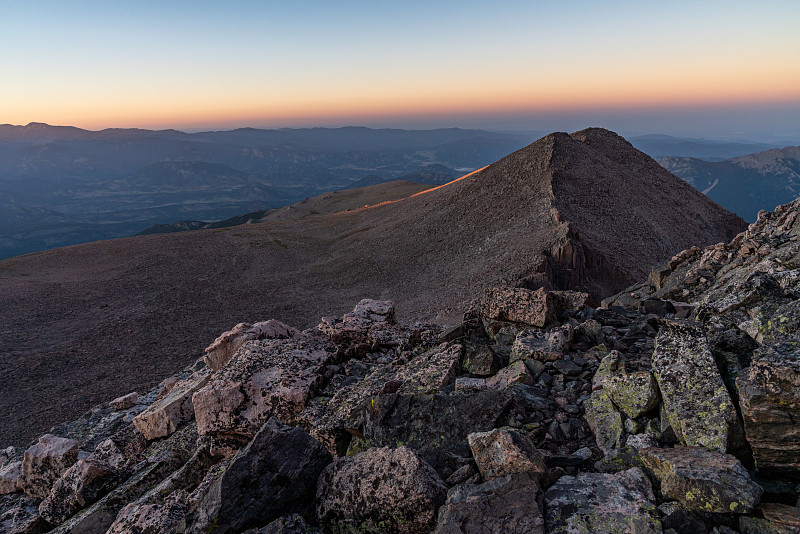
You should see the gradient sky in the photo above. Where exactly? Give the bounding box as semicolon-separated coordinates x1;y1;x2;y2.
2;0;799;140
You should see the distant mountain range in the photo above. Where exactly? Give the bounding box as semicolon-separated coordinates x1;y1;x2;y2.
661;145;800;221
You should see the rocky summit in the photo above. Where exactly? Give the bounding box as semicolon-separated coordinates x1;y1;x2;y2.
0;128;747;448
1;198;799;533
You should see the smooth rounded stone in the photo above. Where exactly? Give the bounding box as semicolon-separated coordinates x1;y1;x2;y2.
454;377;487;392
478;287;556;328
583;389;624;454
192;418;332;534
242;514;323;534
544;468;661;534
467;428;548;481
736;340;800;473
0;493;49;534
109;392;139;411
133;369;210;441
486;360;535;389
204;319;300;372
640;446;762;514
20;434;79;499
316;446;447;534
434;472;544;534
651;321;741;453
0;461;21;495
38;458;120;525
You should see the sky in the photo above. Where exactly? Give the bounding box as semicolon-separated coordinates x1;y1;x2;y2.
2;0;799;141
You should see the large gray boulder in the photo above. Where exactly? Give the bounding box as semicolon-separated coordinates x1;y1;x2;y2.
192;418;331;534
434;472;544;534
651;321;741;453
316;446;446;534
544;468;661;533
640;446;762;514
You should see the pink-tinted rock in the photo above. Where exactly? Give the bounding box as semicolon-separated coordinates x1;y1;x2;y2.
106;501;187;534
478;287;556;327
467;428;548;481
133;370;210;441
193;332;337;443
19;434;79;499
38;458;120;525
0;461;21;495
486;360;535;389
317;299;396;345
109;392;138;411
204;320;300;371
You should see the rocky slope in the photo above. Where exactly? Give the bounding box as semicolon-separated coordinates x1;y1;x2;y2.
0;128;746;449
2;198;799;533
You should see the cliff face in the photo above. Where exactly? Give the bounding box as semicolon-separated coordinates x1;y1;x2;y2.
0;128;746;448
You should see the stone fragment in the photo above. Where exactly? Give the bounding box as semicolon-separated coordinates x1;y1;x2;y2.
242;514;323;534
38;458;120;525
544;468;660;533
640;446;762;514
204;319;300;371
106;501;187;534
454;377;487;392
486;360;534;389
658;502;707;534
0;493;49;534
583;389;624;454
317;299;396;345
461;342;503;376
19;434;79;499
761;503;800;531
0;461;21;495
594;447;643;474
133;369;210;441
362;390;513;476
434;472;544;534
478;287;556;327
595;351;660;419
467;428;548;481
651;321;741;453
551;290;592;312
109;392;138;411
737;341;800;472
316;446;447;534
193;332;337;442
192;419;331;534
510;329;562;362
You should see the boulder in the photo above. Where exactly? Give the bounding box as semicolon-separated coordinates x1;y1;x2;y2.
193;332;337;443
583;389;624;454
362;390;514;476
486;360;535;389
640;446;762;514
0;494;49;534
204;319;300;371
651;321;741;453
316;446;447;534
192;418;332;534
318;299;396;345
106;501;187;534
0;461;21;495
133;370;210;441
434;472;544;534
478;287;556;327
109;392;139;411
594;351;660;419
544;468;661;533
19;434;79;499
510;329;563;362
38;458;120;525
242;514;323;534
466;428;548;481
737;341;800;472
761;503;800;532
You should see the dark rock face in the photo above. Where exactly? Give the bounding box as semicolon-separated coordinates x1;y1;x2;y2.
316;446;447;534
38;458;121;525
0;494;49;534
193;418;332;534
19;434;79;499
434;472;544;534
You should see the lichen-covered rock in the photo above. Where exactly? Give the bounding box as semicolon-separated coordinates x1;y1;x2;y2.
467;428;548;481
651;321;741;453
434;472;544;534
478;287;556;327
594;351;660;419
544;468;661;533
133;370;210;441
737;340;800;473
38;458;120;525
0;461;21;495
583;389;624;454
509;329;562;362
318;299;396;346
19;434;79;499
362;390;513;476
0;493;49;534
109;392;139;411
204;320;300;371
640;446;762;514
299;343;461;456
486;360;535;389
193;331;337;443
242;514;323;534
192;418;331;534
316;446;447;534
